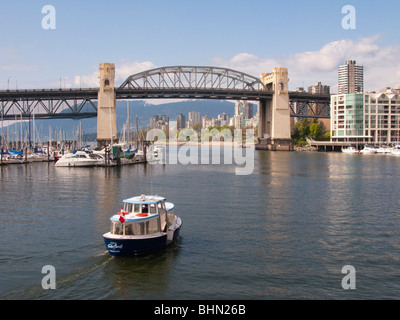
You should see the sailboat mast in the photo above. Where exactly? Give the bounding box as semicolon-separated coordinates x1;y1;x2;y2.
127;100;130;145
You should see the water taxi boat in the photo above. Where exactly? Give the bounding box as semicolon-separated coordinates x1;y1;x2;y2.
103;195;182;256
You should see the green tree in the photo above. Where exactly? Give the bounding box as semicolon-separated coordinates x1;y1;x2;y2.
310;122;322;139
221;124;234;136
291;119;311;146
192;122;202;134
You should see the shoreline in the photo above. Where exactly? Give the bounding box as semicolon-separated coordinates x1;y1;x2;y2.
156;141;318;151
154;141;248;147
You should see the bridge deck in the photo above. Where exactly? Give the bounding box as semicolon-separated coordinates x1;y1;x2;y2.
0;88;331;120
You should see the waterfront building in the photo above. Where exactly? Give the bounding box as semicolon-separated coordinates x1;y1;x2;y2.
176;114;186;131
150;115;160;129
202;115;224;128
308;81;330;94
234;100;254;129
202;115;212;129
338;60;364;94
330;92;400;144
150;114;169;131
217;113;230;126
188;111;201;127
307;82;331;131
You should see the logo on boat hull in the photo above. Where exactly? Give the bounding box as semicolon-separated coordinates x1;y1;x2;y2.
107;242;123;252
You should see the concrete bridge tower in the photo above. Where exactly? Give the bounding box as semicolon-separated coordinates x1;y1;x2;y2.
97;63;117;148
257;67;292;151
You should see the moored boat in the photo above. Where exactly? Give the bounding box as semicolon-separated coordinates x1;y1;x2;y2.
54;150;102;167
391;146;400;156
341;146;359;154
376;145;392;154
360;145;377;154
103;195;182;256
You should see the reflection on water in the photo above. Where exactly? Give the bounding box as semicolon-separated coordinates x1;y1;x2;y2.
1;150;400;299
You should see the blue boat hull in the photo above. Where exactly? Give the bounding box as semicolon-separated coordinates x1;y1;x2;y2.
171;225;181;242
104;226;181;257
104;235;167;256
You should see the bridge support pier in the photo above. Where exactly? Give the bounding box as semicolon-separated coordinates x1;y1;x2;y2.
97;63;118;148
256;67;292;151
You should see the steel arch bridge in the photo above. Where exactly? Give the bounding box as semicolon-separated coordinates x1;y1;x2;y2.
116;66;272;100
0;65;330;121
120;66;267;91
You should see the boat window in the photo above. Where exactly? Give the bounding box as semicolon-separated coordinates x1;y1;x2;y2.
90;154;102;159
124;203;133;213
160;212;167;232
111;222;123;235
134;204;140;213
149;204;157;214
142;204;148;213
148;218;160;234
111;219;161;236
133;222;145;235
167;211;175;226
157;202;166;214
131;218;160;235
124;223;133;235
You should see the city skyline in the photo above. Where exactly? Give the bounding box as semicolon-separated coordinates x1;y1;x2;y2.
1;1;400;96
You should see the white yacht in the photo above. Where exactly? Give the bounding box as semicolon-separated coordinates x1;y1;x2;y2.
391;146;400;156
54;151;103;167
360;145;377;154
376;145;392;154
341;146;359;154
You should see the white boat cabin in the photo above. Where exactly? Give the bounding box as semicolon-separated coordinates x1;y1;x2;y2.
109;195;175;237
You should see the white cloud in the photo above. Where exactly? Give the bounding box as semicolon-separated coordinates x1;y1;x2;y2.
215;35;400;92
115;61;157;85
68;61;158;89
73;72;98;88
61;36;400;95
213;53;278;77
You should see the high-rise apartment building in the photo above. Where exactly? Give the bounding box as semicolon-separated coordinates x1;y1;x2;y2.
234;100;254;129
150;115;160;129
308;82;330;94
176;114;186;130
150;114;169;131
188;111;201;127
217;113;230;126
338;60;364;94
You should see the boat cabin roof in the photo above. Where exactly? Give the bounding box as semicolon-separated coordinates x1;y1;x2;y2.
122;194;166;205
110;195;174;223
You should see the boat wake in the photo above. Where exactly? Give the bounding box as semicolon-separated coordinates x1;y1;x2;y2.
1;254;113;300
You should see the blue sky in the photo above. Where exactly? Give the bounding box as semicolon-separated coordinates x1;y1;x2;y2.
1;0;400;91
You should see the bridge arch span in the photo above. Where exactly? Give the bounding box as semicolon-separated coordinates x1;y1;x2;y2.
119;66;267;91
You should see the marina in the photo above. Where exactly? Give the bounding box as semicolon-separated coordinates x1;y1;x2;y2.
1;141;148;167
